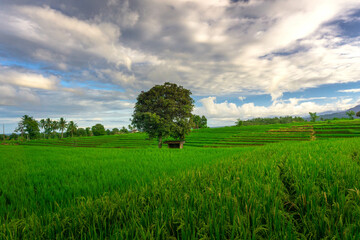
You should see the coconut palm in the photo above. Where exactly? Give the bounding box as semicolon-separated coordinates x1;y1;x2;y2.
51;120;59;137
39;119;46;138
45;118;52;139
67;121;78;138
58;118;67;138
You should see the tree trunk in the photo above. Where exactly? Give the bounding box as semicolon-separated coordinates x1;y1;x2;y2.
158;135;162;148
61;130;64;138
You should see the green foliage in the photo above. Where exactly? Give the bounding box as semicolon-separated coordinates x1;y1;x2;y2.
120;126;129;134
59;117;67;138
309;112;319;122
39;119;46;138
67;121;78;138
16;120;360;148
91;123;106;136
346;110;355;120
85;127;92;136
238;116;305;126
44;118;53;138
15;115;40;140
9;133;18;140
111;128;120;135
132;82;194;148
235;119;243;126
356;111;360;118
77;128;87;137
1;138;360;239
192;114;208;128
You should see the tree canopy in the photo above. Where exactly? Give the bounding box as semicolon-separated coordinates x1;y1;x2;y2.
132;82;194;148
91;123;106;136
309;112;319;122
192;115;208;129
346;110;355;120
15;115;40;140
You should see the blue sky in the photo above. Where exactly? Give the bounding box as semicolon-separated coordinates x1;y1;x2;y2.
0;0;360;133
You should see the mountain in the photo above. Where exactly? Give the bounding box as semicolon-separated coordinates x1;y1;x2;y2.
317;104;360;120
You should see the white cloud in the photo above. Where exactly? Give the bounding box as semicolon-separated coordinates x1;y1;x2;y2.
195;96;360;126
0;85;40;106
0;66;59;90
0;5;160;70
338;88;360;93
238;96;246;101
1;0;360;129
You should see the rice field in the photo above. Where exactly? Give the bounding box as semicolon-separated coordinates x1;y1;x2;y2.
17;119;360;149
1;120;360;239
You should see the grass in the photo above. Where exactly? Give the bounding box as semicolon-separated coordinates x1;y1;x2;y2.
15;119;360;149
1;120;360;239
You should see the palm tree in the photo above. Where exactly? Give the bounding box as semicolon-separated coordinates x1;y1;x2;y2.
45;118;52;139
59;118;67;138
39;119;46;138
15;115;27;138
67;121;78;138
51;120;59;137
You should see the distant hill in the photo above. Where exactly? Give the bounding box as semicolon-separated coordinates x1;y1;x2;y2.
316;104;360;120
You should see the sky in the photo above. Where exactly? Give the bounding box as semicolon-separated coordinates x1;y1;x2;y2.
0;0;360;133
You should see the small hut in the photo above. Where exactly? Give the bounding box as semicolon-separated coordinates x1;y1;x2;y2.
164;140;185;149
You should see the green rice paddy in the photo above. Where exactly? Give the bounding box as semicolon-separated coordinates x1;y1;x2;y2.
1;120;360;239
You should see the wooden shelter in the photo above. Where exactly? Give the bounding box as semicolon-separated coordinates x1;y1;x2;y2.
164;141;185;149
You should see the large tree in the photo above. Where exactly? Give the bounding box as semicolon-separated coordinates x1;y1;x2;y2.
16;115;40;140
132;82;194;148
91;123;106;136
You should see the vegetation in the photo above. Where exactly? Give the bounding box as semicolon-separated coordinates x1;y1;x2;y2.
346;110;355;120
2;103;360;238
15;115;40;140
1;135;360;239
91;123;106;136
309;112;319;122
236;116;304;126
58;117;67;138
192;115;208;129
67;121;78;138
132;82;194;148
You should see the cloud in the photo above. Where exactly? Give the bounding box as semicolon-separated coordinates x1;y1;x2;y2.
0;66;59;90
338;88;360;93
195;96;360;126
0;85;40;106
0;5;160;71
238;96;246;101
1;0;360;129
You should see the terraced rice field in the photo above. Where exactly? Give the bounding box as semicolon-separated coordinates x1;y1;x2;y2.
1;120;360;239
313;121;360;139
1;138;360;239
18;120;360;149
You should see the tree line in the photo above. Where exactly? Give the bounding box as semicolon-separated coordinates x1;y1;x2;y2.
236;111;360;126
3;115;135;141
236;116;305;126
